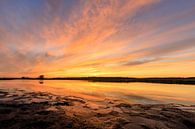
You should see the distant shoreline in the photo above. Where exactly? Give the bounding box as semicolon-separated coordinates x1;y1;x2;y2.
0;77;195;85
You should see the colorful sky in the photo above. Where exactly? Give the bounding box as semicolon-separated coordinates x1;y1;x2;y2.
0;0;195;77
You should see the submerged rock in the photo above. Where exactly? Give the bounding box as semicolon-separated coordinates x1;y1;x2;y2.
0;89;195;129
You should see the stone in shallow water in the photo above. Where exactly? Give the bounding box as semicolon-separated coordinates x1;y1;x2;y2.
0;89;195;129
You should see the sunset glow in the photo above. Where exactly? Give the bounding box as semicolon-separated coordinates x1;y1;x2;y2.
0;0;195;77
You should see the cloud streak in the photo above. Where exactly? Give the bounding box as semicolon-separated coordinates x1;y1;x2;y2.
0;0;195;77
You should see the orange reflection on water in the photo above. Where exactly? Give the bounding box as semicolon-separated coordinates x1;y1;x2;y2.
0;80;195;105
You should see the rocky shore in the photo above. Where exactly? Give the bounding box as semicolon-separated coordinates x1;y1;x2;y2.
0;89;195;129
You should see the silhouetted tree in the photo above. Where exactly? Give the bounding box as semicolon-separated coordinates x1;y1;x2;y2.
39;75;44;79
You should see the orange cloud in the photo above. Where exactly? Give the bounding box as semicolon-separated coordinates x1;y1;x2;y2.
0;0;195;77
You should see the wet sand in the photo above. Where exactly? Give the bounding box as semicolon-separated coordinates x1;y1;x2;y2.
0;89;195;129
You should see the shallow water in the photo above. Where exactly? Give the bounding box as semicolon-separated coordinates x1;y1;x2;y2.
0;80;194;105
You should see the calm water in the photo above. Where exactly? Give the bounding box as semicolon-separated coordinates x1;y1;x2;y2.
0;80;195;105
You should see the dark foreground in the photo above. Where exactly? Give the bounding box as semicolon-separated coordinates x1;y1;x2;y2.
0;89;195;129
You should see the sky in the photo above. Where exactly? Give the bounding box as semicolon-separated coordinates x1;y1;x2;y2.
0;0;195;77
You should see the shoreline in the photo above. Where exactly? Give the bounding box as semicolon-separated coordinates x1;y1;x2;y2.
0;89;195;129
0;77;195;85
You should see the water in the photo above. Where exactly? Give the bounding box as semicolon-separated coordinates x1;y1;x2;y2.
0;80;195;105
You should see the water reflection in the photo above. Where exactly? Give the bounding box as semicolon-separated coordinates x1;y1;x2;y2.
39;80;44;84
0;80;195;105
